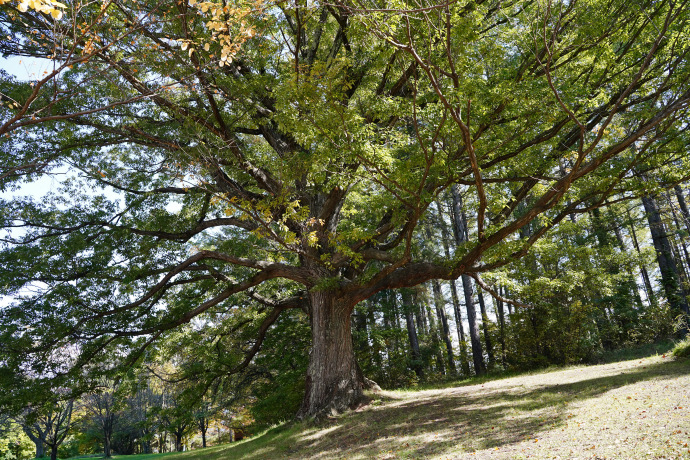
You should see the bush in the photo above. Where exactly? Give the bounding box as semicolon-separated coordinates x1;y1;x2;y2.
672;337;690;358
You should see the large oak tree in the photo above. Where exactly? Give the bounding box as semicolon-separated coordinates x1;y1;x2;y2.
1;0;689;417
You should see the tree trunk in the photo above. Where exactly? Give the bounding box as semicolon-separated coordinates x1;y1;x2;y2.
431;279;457;375
674;185;690;234
32;438;44;458
401;289;423;377
627;205;656;305
641;195;689;315
104;433;112;458
22;426;44;458
450;184;486;375
50;445;58;460
298;290;364;418
435;199;470;375
175;433;183;452
496;286;507;366
476;290;495;367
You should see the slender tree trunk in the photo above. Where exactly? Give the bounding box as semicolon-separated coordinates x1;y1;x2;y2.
413;289;428;335
609;207;644;307
627;206;655;304
435;200;470;375
424;291;447;375
476;290;495;367
496;286;507;366
666;192;690;282
51;445;58;460
431;279;457;375
451;184;486;375
298;290;364;418
401;289;422;377
642;195;689;315
675;185;690;234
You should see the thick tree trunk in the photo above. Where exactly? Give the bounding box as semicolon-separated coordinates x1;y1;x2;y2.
175;433;183;452
22;426;44;458
32;438;44;458
104;434;112;458
298;290;365;418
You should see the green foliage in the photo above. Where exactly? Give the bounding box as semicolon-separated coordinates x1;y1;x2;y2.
249;311;310;428
0;427;33;460
672;337;690;359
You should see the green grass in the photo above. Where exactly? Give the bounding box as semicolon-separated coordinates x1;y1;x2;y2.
672;336;690;358
71;347;690;459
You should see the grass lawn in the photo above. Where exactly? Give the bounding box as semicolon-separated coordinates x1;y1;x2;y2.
78;350;690;459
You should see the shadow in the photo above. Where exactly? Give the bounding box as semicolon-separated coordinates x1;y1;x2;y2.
215;358;690;459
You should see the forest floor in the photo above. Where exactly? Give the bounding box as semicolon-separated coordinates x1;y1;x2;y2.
107;352;690;459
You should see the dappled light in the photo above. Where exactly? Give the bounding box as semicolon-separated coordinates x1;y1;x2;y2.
214;356;690;459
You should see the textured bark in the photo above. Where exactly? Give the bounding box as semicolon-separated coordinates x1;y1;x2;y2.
641;195;689;315
451;184;486;375
298;290;364;418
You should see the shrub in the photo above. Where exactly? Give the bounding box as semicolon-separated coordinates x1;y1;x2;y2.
672;337;690;358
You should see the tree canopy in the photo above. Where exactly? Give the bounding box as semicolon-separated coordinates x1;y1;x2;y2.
1;0;689;418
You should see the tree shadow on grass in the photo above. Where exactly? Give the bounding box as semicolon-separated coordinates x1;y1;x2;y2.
215;358;690;459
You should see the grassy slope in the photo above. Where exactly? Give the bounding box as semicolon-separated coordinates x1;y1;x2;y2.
107;353;690;460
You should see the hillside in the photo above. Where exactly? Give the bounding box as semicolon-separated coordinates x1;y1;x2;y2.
109;354;690;459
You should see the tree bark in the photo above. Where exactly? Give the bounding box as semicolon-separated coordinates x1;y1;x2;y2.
431;279;457;375
435;200;470;375
298;290;364;418
496;286;507;366
641;195;689;315
451;184;486;375
401;288;423;377
476;290;495;367
627;205;656;305
674;185;690;235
